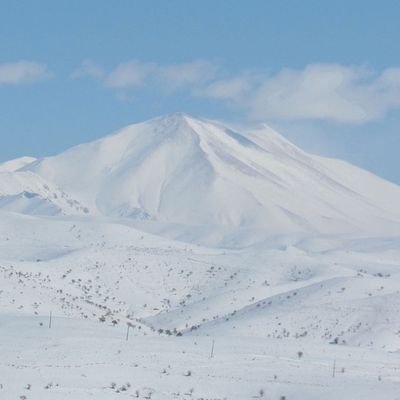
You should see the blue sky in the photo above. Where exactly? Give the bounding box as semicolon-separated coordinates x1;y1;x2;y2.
1;0;400;183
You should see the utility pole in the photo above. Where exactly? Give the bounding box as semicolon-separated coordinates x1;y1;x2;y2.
126;324;130;341
332;359;336;378
210;339;215;358
49;311;52;329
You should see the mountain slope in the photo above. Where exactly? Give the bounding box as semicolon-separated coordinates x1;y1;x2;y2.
0;170;90;216
4;112;399;236
0;156;37;172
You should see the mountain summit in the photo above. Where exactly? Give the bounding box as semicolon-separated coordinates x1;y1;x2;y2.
3;113;400;237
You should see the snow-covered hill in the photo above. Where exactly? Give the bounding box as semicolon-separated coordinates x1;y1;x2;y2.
0;156;37;172
0;170;90;216
1;210;400;399
13;112;400;240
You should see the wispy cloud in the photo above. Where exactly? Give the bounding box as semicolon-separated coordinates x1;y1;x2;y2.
196;73;258;100
104;61;156;89
200;64;400;124
72;60;400;124
72;59;218;91
158;60;219;89
0;61;51;85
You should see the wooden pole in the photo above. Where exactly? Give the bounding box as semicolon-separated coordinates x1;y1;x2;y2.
210;339;215;358
49;311;52;329
126;325;130;341
332;359;336;378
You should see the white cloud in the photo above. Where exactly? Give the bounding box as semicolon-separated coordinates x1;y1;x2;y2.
158;60;218;89
73;59;218;91
200;64;400;123
73;60;400;123
197;73;258;100
0;61;50;85
104;61;156;88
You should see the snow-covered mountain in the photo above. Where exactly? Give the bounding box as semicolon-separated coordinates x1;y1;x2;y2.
2;114;400;399
7;112;400;237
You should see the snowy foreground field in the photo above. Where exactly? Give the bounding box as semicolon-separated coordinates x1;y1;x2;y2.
2;315;400;400
1;212;400;399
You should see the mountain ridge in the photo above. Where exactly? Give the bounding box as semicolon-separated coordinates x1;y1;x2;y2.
1;113;400;241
